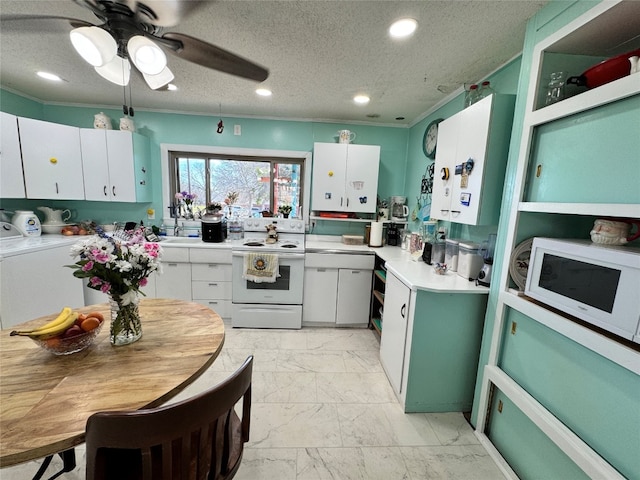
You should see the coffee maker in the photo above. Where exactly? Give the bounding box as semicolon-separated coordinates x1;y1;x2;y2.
389;196;408;222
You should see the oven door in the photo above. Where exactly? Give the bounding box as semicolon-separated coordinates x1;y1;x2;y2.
232;251;305;304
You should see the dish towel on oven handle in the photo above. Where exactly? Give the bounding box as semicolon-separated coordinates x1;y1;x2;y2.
243;252;280;283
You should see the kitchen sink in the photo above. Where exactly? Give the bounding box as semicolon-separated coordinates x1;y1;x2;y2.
160;237;204;245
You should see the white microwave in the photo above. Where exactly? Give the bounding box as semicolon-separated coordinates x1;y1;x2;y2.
525;237;640;344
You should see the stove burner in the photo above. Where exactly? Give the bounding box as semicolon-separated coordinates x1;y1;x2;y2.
244;241;264;247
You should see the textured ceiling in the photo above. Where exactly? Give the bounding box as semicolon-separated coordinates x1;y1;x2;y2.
0;0;546;126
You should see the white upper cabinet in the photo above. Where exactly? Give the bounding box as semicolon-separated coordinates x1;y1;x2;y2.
311;142;380;213
80;129;150;203
18;117;85;200
0;112;25;199
431;94;515;225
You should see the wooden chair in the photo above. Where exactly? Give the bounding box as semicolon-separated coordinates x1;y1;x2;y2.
85;356;253;480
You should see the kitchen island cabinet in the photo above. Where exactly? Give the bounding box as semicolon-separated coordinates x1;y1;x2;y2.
380;265;488;412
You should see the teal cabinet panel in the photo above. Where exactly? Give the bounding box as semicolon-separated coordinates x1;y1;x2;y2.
404;291;487;412
487;389;591;480
525;95;640;204
499;308;640;479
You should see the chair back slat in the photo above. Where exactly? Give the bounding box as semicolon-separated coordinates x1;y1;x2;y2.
85;356;253;480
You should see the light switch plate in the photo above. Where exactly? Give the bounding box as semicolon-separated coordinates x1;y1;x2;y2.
234;125;241;135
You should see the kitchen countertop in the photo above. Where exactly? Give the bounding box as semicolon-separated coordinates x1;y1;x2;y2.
305;235;488;294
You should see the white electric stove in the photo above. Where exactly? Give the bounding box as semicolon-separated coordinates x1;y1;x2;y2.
231;218;305;329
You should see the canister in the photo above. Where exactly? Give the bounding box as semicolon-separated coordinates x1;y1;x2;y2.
445;239;460;272
457;241;484;281
11;210;41;237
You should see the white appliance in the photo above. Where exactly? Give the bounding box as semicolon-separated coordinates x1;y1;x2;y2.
525;237;640;343
231;218;305;329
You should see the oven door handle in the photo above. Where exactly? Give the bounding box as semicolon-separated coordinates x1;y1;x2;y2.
232;251;305;259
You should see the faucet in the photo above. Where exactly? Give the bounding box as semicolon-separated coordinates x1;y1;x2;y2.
174;217;183;237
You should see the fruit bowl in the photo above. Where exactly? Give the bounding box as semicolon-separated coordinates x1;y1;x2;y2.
32;321;104;355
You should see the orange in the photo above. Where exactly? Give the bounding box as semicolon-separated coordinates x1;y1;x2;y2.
87;311;105;323
81;317;101;332
76;313;87;327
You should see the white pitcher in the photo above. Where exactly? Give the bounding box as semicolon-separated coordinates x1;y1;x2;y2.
337;130;356;144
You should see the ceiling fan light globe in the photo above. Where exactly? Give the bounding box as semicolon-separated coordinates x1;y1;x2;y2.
94;57;131;86
128;35;167;75
143;67;175;90
70;26;117;67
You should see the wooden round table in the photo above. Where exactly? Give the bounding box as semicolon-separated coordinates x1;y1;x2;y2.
0;298;225;467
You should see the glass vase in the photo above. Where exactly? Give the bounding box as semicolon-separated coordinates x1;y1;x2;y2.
109;293;142;346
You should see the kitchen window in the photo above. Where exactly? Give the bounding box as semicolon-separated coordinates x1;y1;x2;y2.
169;151;305;219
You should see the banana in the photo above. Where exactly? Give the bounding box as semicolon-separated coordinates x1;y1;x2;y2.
10;307;75;338
26;312;79;340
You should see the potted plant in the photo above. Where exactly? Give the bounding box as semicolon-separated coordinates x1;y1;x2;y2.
278;205;292;218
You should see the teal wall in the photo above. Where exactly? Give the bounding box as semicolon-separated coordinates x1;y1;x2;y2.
0;90;407;232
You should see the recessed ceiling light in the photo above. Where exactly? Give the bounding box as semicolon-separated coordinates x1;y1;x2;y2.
354;95;370;105
389;18;417;38
256;88;272;97
37;71;63;82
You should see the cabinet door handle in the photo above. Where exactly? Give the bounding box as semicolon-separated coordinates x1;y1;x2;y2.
340;197;343;207
208;283;218;287
208;301;219;305
400;303;406;318
451;211;461;217
103;185;108;196
55;182;59;194
317;268;326;272
346;198;349;207
112;186;116;196
208;264;219;268
351;270;360;274
440;209;449;215
167;263;178;267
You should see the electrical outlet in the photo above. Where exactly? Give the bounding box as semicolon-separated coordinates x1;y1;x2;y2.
147;208;155;220
234;124;241;136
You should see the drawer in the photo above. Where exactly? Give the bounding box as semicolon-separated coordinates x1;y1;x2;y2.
192;263;232;281
189;248;232;264
161;247;189;263
191;280;232;300
192;299;232;318
305;253;374;269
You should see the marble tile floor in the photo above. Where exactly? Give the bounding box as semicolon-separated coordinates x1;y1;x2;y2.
1;326;505;480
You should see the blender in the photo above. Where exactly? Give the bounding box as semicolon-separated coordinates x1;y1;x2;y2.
477;234;496;286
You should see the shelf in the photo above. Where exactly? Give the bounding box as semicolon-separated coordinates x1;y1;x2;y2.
374;269;386;282
518;202;640;218
500;290;640;375
529;72;640;126
373;290;385;305
311;215;408;224
371;317;382;334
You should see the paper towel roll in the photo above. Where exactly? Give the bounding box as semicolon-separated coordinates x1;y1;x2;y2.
369;221;383;247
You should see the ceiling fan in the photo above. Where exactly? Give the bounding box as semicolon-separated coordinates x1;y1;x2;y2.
1;0;269;90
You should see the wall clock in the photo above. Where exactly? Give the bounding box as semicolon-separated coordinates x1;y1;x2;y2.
423;118;443;159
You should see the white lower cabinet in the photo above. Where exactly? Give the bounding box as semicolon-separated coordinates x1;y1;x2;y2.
303;267;338;325
154;247;191;301
336;268;373;326
303;253;373;326
379;270;412;395
190;249;232;320
0;246;84;329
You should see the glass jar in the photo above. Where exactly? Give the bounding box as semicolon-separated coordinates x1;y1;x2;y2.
476;81;495;101
545;72;566;106
464;84;479;108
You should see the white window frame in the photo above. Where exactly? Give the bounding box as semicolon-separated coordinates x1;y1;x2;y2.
160;144;312;230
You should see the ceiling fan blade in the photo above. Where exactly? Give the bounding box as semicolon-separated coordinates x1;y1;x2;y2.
160;32;269;82
128;0;209;28
0;14;92;32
